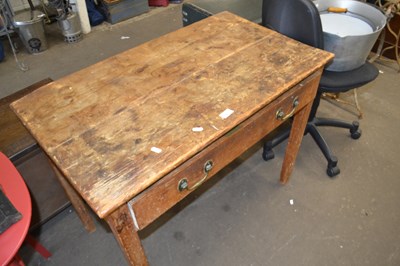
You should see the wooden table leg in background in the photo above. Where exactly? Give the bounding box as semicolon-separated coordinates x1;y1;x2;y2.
280;102;313;184
49;161;96;233
105;205;148;266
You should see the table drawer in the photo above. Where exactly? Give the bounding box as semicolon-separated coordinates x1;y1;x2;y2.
128;69;322;230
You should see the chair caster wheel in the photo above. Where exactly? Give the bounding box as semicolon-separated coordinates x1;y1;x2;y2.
327;155;340;177
327;166;340;177
262;149;275;161
350;121;361;139
350;129;362;139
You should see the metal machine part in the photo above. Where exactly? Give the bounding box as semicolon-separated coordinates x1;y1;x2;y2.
13;10;48;53
0;0;28;70
57;12;82;43
48;0;82;43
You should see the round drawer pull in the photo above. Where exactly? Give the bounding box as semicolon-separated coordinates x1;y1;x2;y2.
178;160;214;192
276;97;299;121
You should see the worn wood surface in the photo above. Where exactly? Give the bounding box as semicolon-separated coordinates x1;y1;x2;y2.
129;70;322;230
11;12;333;219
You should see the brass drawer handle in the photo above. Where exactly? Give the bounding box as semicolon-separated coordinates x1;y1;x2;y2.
178;160;213;192
276;97;299;121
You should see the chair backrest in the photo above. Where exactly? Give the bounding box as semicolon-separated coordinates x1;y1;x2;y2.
261;0;324;50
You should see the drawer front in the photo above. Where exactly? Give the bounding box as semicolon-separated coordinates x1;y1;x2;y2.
128;69;322;230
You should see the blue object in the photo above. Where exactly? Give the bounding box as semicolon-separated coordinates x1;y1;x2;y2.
86;0;105;26
0;41;4;62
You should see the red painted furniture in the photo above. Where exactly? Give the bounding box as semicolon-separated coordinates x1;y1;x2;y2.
0;152;51;266
148;0;168;7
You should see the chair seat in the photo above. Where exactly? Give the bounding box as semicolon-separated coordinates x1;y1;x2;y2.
320;62;379;93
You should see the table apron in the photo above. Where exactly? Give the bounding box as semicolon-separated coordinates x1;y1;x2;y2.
127;69;322;231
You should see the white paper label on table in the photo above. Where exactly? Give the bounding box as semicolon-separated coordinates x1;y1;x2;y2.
219;109;234;119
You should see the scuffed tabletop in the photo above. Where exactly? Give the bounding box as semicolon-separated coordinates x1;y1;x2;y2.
11;12;333;218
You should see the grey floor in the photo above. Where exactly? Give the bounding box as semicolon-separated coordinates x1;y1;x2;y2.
1;4;400;266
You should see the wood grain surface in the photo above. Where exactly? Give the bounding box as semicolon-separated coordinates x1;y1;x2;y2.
11;12;333;218
128;70;322;230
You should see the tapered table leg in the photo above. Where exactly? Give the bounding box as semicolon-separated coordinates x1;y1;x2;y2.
280;102;313;184
105;205;148;266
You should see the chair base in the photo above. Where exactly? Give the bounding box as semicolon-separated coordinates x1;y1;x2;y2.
262;117;361;177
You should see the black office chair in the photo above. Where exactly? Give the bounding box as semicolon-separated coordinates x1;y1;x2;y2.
261;0;379;177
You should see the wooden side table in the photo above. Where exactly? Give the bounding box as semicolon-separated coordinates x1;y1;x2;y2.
0;79;52;162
